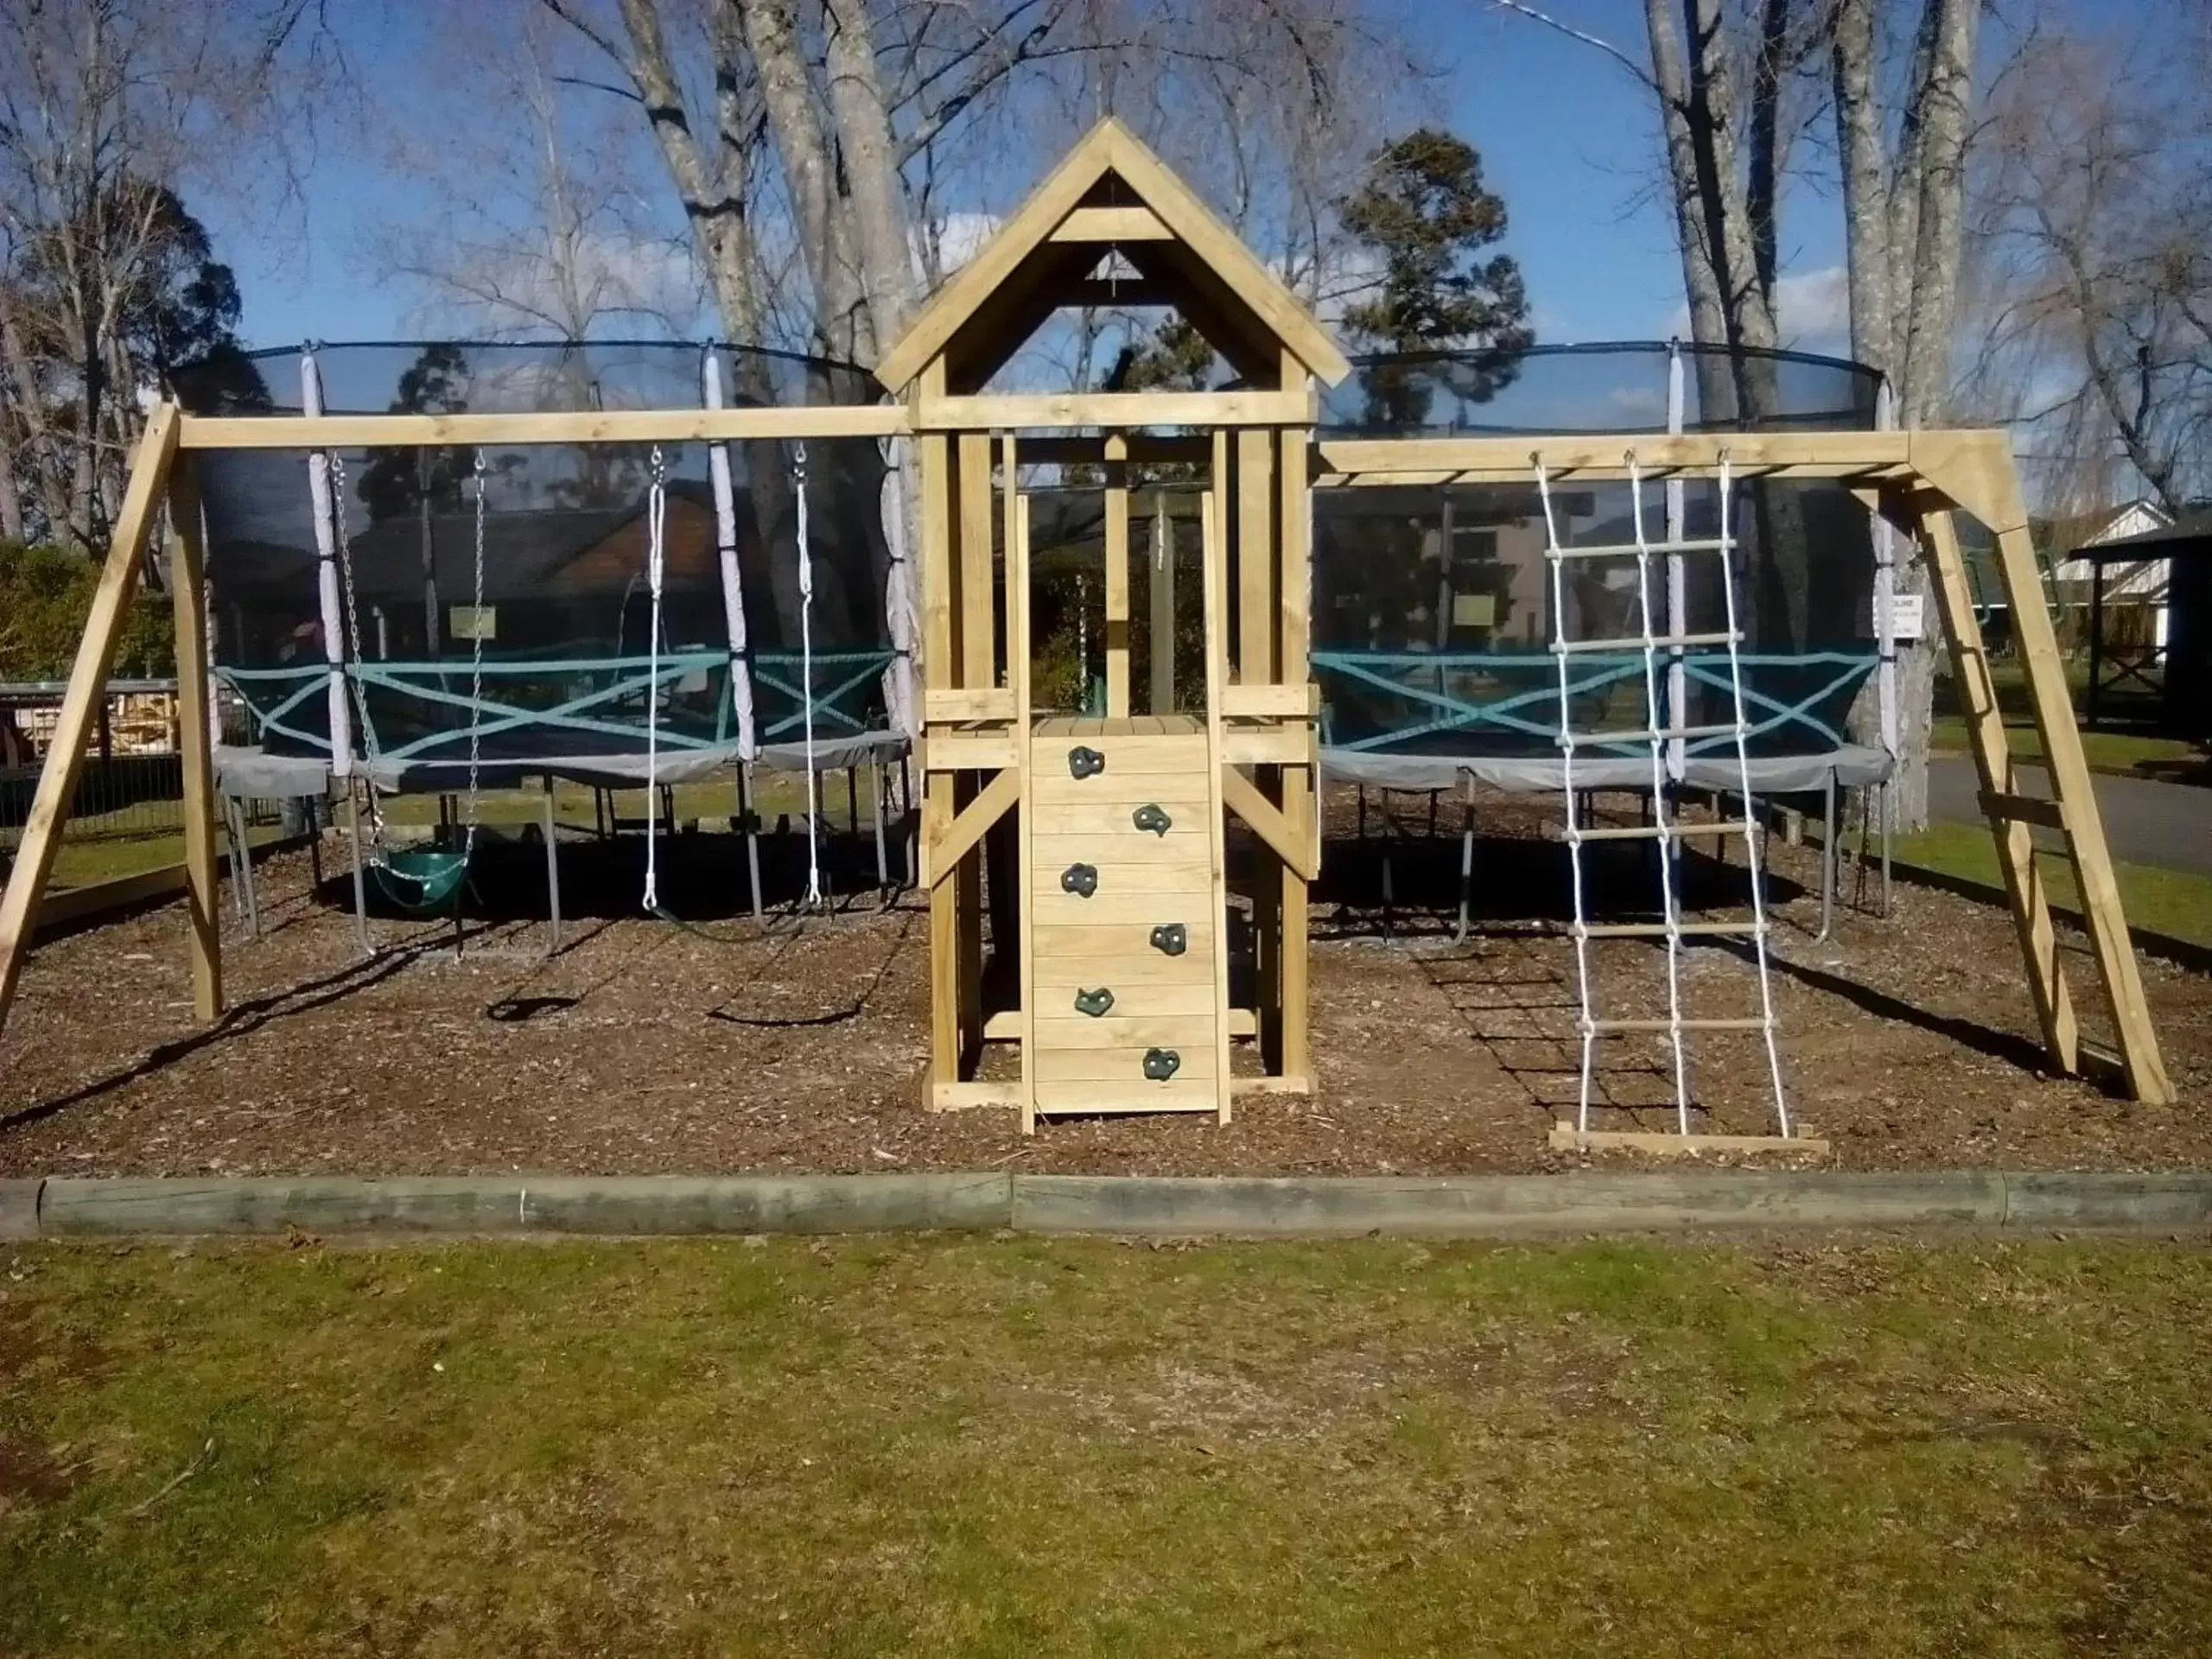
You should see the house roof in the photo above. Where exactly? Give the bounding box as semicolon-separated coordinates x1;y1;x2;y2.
2075;506;2212;559
874;118;1350;393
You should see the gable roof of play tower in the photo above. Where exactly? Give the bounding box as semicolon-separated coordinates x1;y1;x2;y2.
875;117;1351;395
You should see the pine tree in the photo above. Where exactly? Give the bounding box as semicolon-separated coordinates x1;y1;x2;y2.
1338;129;1532;429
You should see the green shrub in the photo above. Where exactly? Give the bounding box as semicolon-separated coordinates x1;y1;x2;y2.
0;540;175;682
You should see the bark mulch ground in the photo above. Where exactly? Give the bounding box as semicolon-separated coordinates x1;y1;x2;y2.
3;785;2205;1179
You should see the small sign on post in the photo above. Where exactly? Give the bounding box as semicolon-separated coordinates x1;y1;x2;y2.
448;606;498;642
1859;592;1925;643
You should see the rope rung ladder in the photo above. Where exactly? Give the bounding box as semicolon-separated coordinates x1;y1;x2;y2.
1537;453;1794;1145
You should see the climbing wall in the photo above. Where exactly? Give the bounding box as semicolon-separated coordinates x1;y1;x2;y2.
1023;715;1230;1124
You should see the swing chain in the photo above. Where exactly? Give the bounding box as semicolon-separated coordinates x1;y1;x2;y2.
326;448;385;847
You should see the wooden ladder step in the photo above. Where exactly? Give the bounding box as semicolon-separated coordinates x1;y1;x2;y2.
1554;630;1742;655
1563;721;1744;748
1586;1016;1770;1033
1575;919;1764;939
1545;537;1732;561
1559;820;1754;842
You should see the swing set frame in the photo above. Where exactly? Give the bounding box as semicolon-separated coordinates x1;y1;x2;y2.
0;118;2175;1123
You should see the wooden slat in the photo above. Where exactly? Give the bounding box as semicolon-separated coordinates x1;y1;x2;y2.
1030;1014;1218;1052
1033;921;1217;962
929;1079;1024;1112
925;733;1019;771
0;404;182;1037
1031;1079;1220;1114
924;773;962;1096
1027;798;1211;838
1313;430;1915;484
925;687;1016;723
1032;982;1218;1020
1048;204;1172;242
1033;833;1211;870
925;766;1019;887
914;389;1310;432
1036;1045;1217;1082
1221;727;1312;766
1548;1123;1833;1156
1103;432;1130;716
1918;507;2079;1076
1274;420;1313;1087
958;433;995;687
168;454;222;1021
179;404;906;449
1218;683;1315;719
1236;428;1274;681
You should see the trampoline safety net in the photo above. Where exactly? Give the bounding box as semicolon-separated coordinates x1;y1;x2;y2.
170;341;902;785
1309;343;1888;771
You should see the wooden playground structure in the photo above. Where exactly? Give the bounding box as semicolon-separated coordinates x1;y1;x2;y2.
0;119;2174;1145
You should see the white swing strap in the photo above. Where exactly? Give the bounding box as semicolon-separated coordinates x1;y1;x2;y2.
644;446;669;912
796;442;822;907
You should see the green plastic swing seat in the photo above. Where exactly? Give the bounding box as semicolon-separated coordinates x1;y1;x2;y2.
371;849;473;912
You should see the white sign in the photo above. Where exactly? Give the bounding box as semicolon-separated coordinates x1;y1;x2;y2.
1886;593;1925;642
449;605;498;642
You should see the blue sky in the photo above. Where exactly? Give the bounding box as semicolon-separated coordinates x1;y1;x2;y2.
206;3;1930;360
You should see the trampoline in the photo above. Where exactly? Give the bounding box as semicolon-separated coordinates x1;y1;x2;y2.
1307;341;1901;937
170;340;915;939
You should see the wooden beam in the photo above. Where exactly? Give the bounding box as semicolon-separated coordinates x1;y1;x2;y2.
1276;420;1313;1084
1313;430;1916;484
1918;506;2079;1077
914;389;1309;432
958;432;995;686
924;773;962;1096
1219;683;1315;719
1549;1123;1833;1157
917;362;957;683
1199;486;1235;1126
168;454;223;1022
1978;791;2068;831
1048;205;1172;242
1236;428;1274;680
1149;488;1176;715
0;404;182;1038
925;766;1019;887
180;404;906;450
1103;432;1129;716
1011;487;1038;1135
1221;766;1319;881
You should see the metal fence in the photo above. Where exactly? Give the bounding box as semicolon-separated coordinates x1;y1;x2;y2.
0;677;276;892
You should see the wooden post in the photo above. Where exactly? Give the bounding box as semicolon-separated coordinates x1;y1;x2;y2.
0;404;181;1037
1918;506;2078;1074
1276;423;1313;1085
1103;431;1130;716
1149;488;1175;715
168;454;224;1021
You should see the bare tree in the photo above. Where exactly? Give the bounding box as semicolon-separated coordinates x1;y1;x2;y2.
0;0;327;549
1956;11;2212;520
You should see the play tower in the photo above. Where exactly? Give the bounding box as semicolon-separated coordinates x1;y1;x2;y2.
875;121;1348;1129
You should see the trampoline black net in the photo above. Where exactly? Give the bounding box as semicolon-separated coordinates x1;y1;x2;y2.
170;341;902;786
1310;344;1890;785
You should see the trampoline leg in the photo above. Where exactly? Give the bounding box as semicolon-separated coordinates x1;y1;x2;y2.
1880;779;1893;919
1454;773;1474;945
343;779;372;957
221;795;245;925
1357;784;1366;841
1817;770;1836;943
741;763;764;921
872;761;889;903
542;775;562;960
235;797;261;941
308;796;324;893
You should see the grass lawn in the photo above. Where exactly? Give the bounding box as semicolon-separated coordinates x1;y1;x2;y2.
1877;820;2212;949
3;1235;2209;1656
1926;714;2204;783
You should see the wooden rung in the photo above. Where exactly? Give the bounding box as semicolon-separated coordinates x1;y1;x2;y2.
1546;537;1732;560
1566;820;1754;842
925;686;1016;723
1586;1017;1770;1033
1575;920;1764;938
927;1080;1022;1112
1555;630;1743;655
1566;722;1743;747
1218;682;1318;719
1978;791;2068;831
1548;1122;1831;1156
1049;205;1171;243
924;733;1018;772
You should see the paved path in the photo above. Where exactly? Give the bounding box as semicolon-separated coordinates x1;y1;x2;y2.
1929;757;2212;874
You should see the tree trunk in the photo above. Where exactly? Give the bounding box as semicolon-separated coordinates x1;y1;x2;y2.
821;0;916;357
741;0;874;363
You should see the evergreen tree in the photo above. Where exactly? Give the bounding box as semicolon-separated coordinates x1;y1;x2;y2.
1338;130;1532;430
